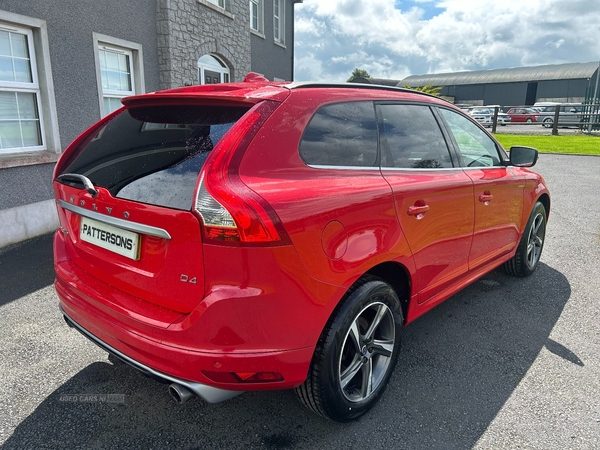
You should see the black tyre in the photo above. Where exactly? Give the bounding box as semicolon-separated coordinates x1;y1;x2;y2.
295;277;403;422
543;118;553;128
526;118;533;123
108;353;125;365
504;201;546;277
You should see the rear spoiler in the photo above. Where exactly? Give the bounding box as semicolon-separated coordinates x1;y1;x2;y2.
122;84;290;109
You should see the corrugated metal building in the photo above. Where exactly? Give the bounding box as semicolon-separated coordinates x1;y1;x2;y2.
401;62;599;106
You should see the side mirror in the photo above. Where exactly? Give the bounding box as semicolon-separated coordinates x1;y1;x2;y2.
509;146;538;167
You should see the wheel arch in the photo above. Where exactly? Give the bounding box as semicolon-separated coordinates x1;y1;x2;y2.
365;261;411;324
537;193;551;218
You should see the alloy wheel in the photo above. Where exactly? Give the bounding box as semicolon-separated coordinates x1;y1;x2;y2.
338;302;395;402
526;212;545;268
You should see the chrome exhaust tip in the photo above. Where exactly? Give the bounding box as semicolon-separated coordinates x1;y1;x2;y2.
168;383;195;404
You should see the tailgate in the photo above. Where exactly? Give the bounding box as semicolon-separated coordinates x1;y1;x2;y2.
55;184;204;314
53;103;253;314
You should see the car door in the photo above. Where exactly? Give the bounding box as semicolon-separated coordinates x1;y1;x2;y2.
514;108;528;122
560;105;580;126
377;103;474;303
437;108;524;271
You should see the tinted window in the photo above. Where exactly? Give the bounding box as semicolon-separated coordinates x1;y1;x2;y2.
439;108;503;167
300;102;378;167
378;104;453;169
59;105;248;210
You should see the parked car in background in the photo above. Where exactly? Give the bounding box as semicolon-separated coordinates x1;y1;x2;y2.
538;104;583;128
468;107;510;127
506;107;540;123
52;75;550;422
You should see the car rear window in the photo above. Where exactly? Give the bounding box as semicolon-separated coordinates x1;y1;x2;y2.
58;105;249;210
299;101;378;167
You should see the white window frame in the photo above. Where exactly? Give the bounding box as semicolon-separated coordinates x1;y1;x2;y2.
0;13;59;158
92;33;145;118
198;0;234;19
273;0;285;46
250;0;265;37
198;54;230;85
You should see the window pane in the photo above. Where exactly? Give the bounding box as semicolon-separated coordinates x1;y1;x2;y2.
107;70;121;89
117;54;126;72
439;108;502;167
13;58;32;82
105;51;119;71
104;96;123;114
20;120;42;146
0;121;22;148
99;49;132;93
0;31;33;83
251;2;258;30
0;31;10;56
119;73;131;91
300;102;378;166
0;91;42;149
11;33;29;58
0;56;14;82
0;91;18;119
378;104;453;169
274;0;281;40
17;92;39;119
101;69;109;89
103;97;111;114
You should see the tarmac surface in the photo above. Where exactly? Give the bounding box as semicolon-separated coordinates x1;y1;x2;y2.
0;154;599;449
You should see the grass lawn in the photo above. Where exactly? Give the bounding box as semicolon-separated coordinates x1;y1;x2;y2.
493;134;600;155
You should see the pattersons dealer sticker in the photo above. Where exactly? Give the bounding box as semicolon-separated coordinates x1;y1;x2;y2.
80;216;140;260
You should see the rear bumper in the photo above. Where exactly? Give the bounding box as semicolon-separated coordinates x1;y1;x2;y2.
56;275;316;391
61;306;240;403
53;229;324;392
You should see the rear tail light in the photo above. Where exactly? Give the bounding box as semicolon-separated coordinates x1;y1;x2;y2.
194;101;290;246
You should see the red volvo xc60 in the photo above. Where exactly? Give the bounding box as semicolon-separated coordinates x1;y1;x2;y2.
53;75;549;421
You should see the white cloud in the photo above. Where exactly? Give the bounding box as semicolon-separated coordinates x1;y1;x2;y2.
294;0;600;82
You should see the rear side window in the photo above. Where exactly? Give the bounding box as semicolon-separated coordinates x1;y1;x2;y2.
59;105;249;210
299;101;378;167
377;104;453;169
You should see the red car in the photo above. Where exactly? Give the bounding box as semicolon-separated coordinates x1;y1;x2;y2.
506;107;540;123
53;75;550;422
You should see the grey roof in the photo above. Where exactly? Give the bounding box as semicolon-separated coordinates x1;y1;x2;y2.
350;77;403;87
401;61;599;87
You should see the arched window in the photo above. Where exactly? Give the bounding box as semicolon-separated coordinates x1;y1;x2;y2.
198;54;230;84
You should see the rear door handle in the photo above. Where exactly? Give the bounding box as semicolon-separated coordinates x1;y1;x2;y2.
479;191;493;203
407;204;430;216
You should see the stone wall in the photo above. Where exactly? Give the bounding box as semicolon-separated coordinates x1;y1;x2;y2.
157;0;252;88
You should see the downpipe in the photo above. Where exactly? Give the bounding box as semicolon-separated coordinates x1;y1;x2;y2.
169;383;195;404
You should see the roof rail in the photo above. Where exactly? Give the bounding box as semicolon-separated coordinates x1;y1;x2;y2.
284;81;447;102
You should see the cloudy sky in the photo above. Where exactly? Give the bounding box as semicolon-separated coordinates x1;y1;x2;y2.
293;0;600;82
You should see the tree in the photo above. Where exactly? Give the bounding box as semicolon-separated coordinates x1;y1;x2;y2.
403;84;442;96
347;68;371;82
